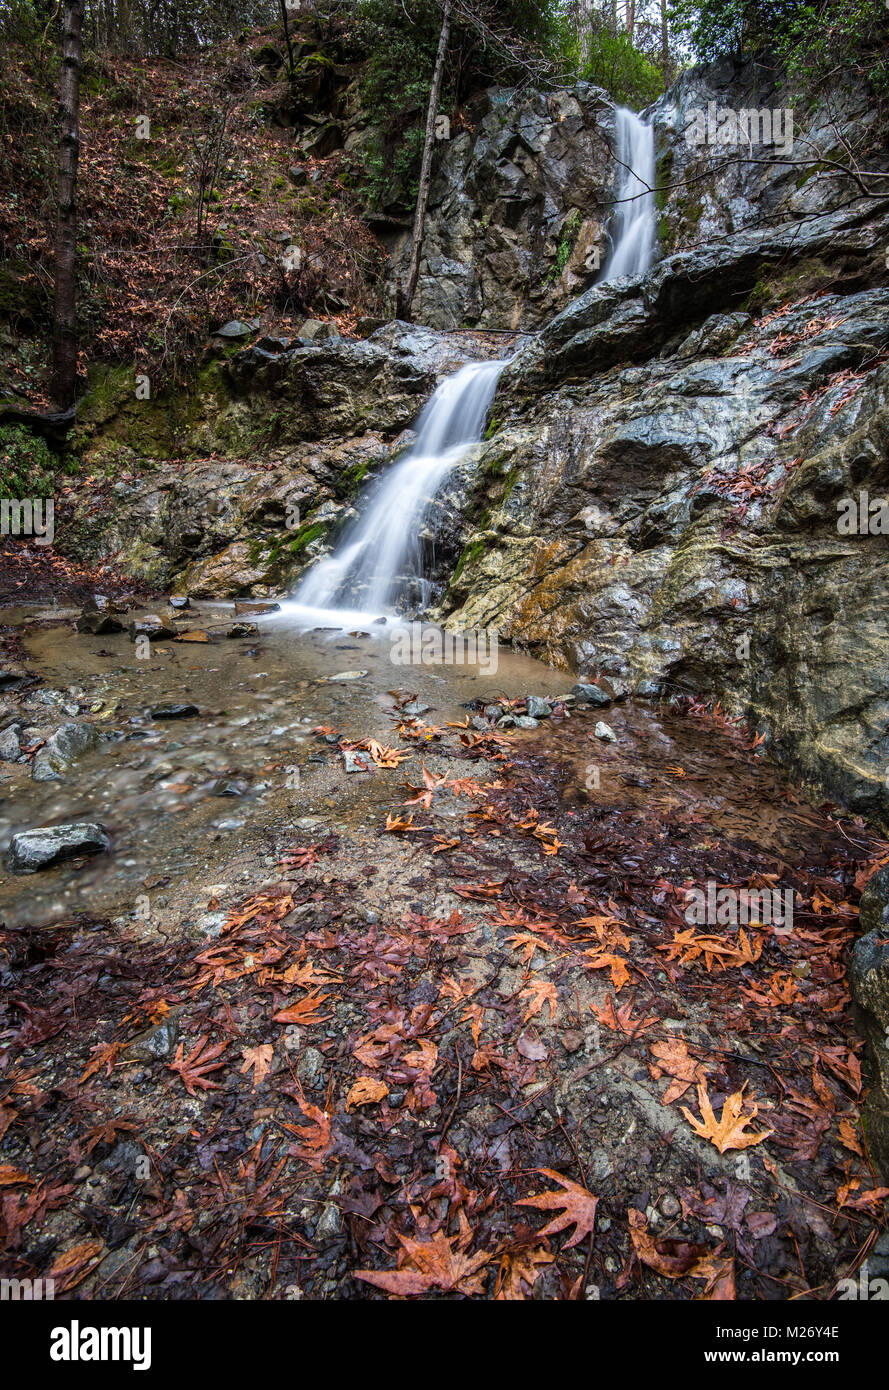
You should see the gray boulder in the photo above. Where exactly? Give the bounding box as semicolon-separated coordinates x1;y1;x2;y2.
8;822;111;872
31;722;99;782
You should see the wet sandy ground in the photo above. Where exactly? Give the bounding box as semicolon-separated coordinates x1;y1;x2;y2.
0;603;561;929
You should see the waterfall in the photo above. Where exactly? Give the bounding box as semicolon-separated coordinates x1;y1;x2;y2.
603;106;655;281
286;358;506;626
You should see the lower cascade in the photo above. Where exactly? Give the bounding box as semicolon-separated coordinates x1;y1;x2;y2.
285;357;506;627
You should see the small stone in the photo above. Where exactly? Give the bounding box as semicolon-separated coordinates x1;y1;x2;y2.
227;622;259;638
297;1047;326;1088
315;1202;341;1238
150;704;200;720
572;682;611;707
8;822;111;873
215;320;254;339
212;777;247;797
234;601;280;615
593;721;617;742
31;721;99;782
0;663;29;689
327;670;368;682
168;595;190;610
342;750;372;774
129;616;176;642
660;1193;681;1218
525;696;552;718
0;726;22;761
297;318;338;343
125;1014;179;1062
75;606;124;635
514;715;539;729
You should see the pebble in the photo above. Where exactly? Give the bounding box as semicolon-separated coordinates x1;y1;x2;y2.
594;721;617;742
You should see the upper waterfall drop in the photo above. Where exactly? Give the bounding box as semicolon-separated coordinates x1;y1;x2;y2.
285;357;507;628
603;106;655;282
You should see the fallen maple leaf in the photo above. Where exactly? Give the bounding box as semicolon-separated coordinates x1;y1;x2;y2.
837;1117;864;1156
494;1243;555;1299
402;1039;438;1074
78;1040;122;1085
168;1035;229;1096
591;996;657;1037
649;1038;710;1104
282;1098;333;1170
355;1226;492;1296
584;951;630;991
681;1080;772;1153
240;1044;274;1089
508;931;553;965
346;1076;389;1111
47;1239;105;1293
517;1169;599;1248
0;1165;34;1187
629;1211;735;1297
272;990;333;1026
520;977;558;1024
403;763;449;809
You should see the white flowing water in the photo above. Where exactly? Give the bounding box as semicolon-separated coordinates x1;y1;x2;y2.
603;106;655;281
283;358;506;629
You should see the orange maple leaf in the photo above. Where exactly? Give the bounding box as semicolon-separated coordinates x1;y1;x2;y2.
494;1243;555;1300
517;1169;599;1248
520;977;558;1024
168;1035;229;1096
649;1038;710;1104
345;1076;389;1111
272;989;333;1026
355;1226;492;1296
681;1080;772;1153
591;996;657;1037
239;1044;274;1089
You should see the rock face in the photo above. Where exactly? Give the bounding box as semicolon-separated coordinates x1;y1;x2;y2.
850;868;889;1177
441;215;889;829
647;58;884;255
8;822;111;872
384;85;614;331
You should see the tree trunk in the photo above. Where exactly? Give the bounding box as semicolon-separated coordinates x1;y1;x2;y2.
399;0;451;322
660;0;669;69
51;0;84;411
279;0;296;79
625;0;636;42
